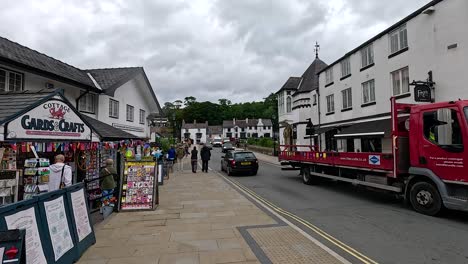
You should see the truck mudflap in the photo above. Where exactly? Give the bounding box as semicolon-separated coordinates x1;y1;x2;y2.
408;167;468;211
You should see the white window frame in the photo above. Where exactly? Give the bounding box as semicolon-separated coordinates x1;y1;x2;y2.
109;99;119;118
362;79;376;104
389;25;408;55
126;104;134;122
286;96;292;113
0;68;23;92
340;57;351;77
139;109;145;124
360;44;374;68
391;67;410;96
326;94;335;113
342;88;352;110
325;68;334;84
78;93;97;114
278;92;284;114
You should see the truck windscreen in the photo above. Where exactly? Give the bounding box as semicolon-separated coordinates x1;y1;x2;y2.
465;107;468;125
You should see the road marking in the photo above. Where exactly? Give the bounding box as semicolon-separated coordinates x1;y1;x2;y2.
213;169;379;264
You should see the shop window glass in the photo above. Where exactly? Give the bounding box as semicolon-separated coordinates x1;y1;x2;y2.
361;138;382;152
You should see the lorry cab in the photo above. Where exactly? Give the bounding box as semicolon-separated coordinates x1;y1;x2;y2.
407;100;468;214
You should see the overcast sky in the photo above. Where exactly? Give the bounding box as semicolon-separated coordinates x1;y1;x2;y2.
0;0;430;104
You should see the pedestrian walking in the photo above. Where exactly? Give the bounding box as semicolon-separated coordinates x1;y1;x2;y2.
200;143;211;173
176;144;185;171
191;146;198;173
167;145;176;173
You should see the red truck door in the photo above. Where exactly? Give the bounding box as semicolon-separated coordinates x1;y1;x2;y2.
417;107;466;181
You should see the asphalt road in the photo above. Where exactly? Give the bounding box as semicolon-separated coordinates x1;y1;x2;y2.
208;147;468;264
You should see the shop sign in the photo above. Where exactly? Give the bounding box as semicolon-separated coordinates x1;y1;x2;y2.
6;99;91;140
414;84;432;102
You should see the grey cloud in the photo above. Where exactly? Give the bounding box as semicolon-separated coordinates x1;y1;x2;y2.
0;0;431;104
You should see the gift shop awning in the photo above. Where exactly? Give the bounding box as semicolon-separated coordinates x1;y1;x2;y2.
0;90;93;141
82;115;142;141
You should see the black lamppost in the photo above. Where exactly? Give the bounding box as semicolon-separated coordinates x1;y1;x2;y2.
172;113;176;140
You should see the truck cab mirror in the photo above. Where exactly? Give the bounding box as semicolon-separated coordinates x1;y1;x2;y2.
440;144;464;153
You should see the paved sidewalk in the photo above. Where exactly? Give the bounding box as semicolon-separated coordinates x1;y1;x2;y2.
78;165;344;264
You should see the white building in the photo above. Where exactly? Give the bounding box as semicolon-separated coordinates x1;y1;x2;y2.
181;120;208;144
277;0;468;154
276;53;328;150
86;67;162;139
316;0;468;153
0;36;162;140
222;118;273;139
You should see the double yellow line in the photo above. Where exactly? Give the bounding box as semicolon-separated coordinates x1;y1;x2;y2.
222;175;379;264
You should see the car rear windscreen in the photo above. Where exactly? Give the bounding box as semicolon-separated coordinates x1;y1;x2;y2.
234;152;256;159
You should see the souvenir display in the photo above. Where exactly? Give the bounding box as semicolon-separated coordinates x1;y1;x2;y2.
23;158;50;199
120;160;156;210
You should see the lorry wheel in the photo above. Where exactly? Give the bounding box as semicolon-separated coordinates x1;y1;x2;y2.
302;167;317;185
409;181;442;216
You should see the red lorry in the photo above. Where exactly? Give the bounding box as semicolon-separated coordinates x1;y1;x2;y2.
279;98;468;215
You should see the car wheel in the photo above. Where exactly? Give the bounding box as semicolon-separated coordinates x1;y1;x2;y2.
252;170;257;176
409;181;443;216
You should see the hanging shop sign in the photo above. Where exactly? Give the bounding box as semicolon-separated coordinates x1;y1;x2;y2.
6;99;92;141
414;84;432;102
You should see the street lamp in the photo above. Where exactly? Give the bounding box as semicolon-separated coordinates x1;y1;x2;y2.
272;114;277;156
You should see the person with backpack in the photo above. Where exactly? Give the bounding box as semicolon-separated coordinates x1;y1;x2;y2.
100;159;118;208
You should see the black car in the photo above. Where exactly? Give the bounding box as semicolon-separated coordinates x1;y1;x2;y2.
221;151;258;176
222;142;235;153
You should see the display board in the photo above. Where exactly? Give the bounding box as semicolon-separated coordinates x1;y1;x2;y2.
0;198;47;264
36;190;76;264
119;160;157;211
65;183;95;258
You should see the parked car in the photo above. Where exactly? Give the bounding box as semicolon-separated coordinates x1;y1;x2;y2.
222;142;235;153
212;139;223;147
221;151;258;176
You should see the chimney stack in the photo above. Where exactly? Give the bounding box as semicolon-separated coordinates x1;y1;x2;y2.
194;120;197;124
233;118;236;125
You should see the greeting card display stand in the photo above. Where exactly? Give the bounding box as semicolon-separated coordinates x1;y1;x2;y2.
118;158;158;211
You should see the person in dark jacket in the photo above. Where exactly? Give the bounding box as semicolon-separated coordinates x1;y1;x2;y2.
200;144;211;173
100;159;117;209
191;146;198;173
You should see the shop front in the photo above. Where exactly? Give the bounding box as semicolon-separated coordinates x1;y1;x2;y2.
0;90;95;205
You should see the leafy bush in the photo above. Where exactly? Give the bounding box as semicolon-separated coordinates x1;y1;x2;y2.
247;137;275;148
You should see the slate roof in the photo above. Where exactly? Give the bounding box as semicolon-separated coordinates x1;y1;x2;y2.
0;37;97;90
82;115;141;140
295;57;328;94
86;67;142;91
208;126;223;134
86;67;163;115
182;121;208;129
276;77;301;94
0;90;54;125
